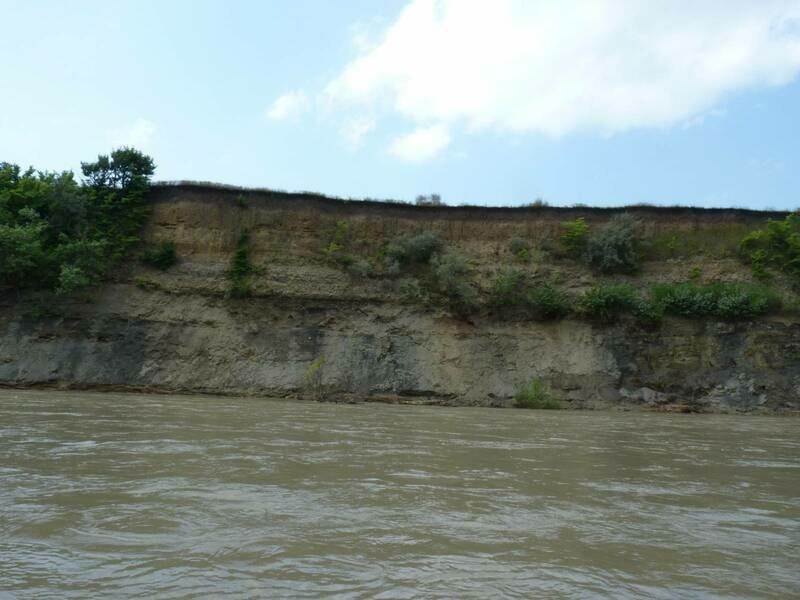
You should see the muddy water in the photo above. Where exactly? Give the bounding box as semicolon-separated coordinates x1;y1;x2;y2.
0;390;798;598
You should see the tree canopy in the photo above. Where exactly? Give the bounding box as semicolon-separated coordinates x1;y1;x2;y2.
0;148;155;294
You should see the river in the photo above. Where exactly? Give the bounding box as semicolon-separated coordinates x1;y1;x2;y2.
0;390;798;598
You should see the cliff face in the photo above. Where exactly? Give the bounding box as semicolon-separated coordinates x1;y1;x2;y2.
1;184;798;412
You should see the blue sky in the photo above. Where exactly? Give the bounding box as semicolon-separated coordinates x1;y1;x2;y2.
1;0;799;209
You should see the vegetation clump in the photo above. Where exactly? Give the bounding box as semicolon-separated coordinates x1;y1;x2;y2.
527;282;572;320
740;213;800;286
228;231;256;298
651;281;781;320
514;379;560;409
488;268;527;308
560;217;589;257
415;193;444;206
0;148;154;295
431;250;478;315
140;241;177;271
385;231;443;270
578;283;640;322
583;214;639;274
508;237;530;261
323;220;355;267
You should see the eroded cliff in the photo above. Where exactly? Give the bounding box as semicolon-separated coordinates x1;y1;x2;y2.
1;184;798;412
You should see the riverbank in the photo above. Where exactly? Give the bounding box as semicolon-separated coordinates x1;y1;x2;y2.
2;183;799;412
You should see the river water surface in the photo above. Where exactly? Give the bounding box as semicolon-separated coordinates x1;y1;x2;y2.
1;390;798;599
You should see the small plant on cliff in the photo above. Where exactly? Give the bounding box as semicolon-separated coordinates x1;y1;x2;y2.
739;213;800;287
385;231;443;271
431;250;479;316
651;281;781;320
560;217;589;257
488;268;527;308
227;231;255;298
514;379;560;409
578;283;640;322
346;258;373;279
508;237;530;262
323;220;357;267
302;357;325;400
140;241;177;270
527;282;572;320
583;214;640;274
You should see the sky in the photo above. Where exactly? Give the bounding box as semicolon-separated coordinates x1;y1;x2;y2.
1;0;799;209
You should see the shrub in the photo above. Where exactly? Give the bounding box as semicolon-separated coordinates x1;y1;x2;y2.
740;213;800;286
415;194;444;206
140;241;177;270
228;232;255;298
583;214;639;274
525;198;549;208
302;357;325;400
398;278;425;304
508;237;530;261
651;281;781;320
488;268;526;307
527;282;572;320
560;217;589;257
385;231;443;269
578;283;640;322
514;379;560;409
346;258;373;278
431;250;478;315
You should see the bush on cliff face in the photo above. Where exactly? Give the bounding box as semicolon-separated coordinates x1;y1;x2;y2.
583;214;640;274
488;268;527;308
740;213;800;287
0;148;155;294
514;379;560;409
227;232;255;298
651;281;781;320
141;241;177;271
578;283;640;322
527;282;572;320
431;250;479;315
385;231;443;270
560;217;589;257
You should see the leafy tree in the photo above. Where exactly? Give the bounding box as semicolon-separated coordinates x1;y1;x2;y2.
0;147;155;295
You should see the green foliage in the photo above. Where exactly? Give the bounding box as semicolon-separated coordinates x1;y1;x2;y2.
508;237;530;261
228;232;255;298
740;213;800;286
141;241;177;271
0;147;155;295
527;282;572;320
431;250;478;315
488;268;526;307
385;231;443;270
323;220;361;269
578;283;640;322
514;379;560;409
346;258;373;278
302;357;325;400
583;214;639;274
651;281;781;320
560;217;589;256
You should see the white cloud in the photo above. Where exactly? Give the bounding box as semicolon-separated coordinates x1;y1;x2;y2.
389;123;450;161
340;116;376;148
265;90;310;120
109;118;156;149
326;0;800;140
